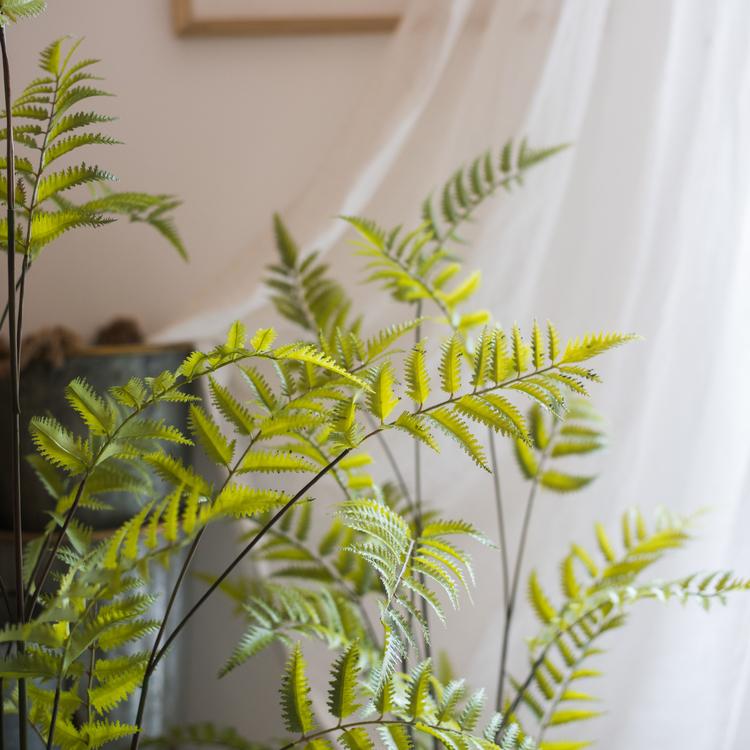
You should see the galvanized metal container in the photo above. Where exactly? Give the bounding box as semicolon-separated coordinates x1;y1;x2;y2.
0;343;196;531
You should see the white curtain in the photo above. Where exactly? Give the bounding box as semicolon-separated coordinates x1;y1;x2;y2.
160;1;750;746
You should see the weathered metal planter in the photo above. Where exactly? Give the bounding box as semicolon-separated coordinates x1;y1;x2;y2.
0;343;195;530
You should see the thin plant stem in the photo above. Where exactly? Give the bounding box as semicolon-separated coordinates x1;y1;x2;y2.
86;645;96;725
298;432;356;503
370;422;413;509
26;478;88;617
129;530;203;750
45;682;61;750
0;271;23;334
488;427;510;710
412;303;431;662
0;26;27;750
277;717;470;750
16;61;59;358
384;539;415;611
498;605;602;736
412;303;436;750
14;251;29;354
42;586;101;750
496;425;557;710
488;430;510;609
0;575;13;620
258;524;380;648
150;446;355;668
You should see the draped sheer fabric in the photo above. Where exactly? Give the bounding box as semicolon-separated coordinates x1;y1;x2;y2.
166;1;750;745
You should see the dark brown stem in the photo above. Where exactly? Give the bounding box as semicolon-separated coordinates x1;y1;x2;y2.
13;249;28;353
150;448;353;669
0;575;13;620
45;681;61;750
128;529;203;750
0;25;27;750
0;271;22;334
26;476;89;617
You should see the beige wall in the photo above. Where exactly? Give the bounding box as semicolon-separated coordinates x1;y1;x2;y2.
10;0;387;341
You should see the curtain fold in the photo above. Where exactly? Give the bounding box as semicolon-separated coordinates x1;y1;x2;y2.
172;1;750;745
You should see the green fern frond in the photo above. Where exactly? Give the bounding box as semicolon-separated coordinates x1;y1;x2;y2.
64;377;114;436
12;209;113;255
405;659;433;719
116;417;191;447
427;407;488;471
394;412;439;452
235;447;312;474
42;132;120;167
78;720;140;750
367;361;399;422
422;138;568;243
528;572;556;624
208;376;256;435
281;643;316;734
36;163;115;202
276;344;369;390
327;642;362;719
207;485;287;521
47;110;115;141
29;416;92;475
0;0;47;25
560;333;639;365
439;335;462;395
143;450;210;494
188;404;235;466
404;344;431;405
89;665;145;714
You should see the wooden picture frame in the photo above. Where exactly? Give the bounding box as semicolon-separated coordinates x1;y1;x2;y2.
171;0;403;37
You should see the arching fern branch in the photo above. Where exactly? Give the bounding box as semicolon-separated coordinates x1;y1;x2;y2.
217;582;378;678
422;139;569;246
0;36;185;334
342;140;568;334
339;498;489;657
0;36;186;259
267;212;355;341
506;509;750;747
353;323;636;471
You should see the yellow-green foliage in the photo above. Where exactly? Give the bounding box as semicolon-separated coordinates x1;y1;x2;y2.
0;37;185;259
509;508;750;748
273;642;529;750
4;89;743;750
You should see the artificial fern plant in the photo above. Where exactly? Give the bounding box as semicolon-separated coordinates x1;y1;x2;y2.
1;5;748;750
